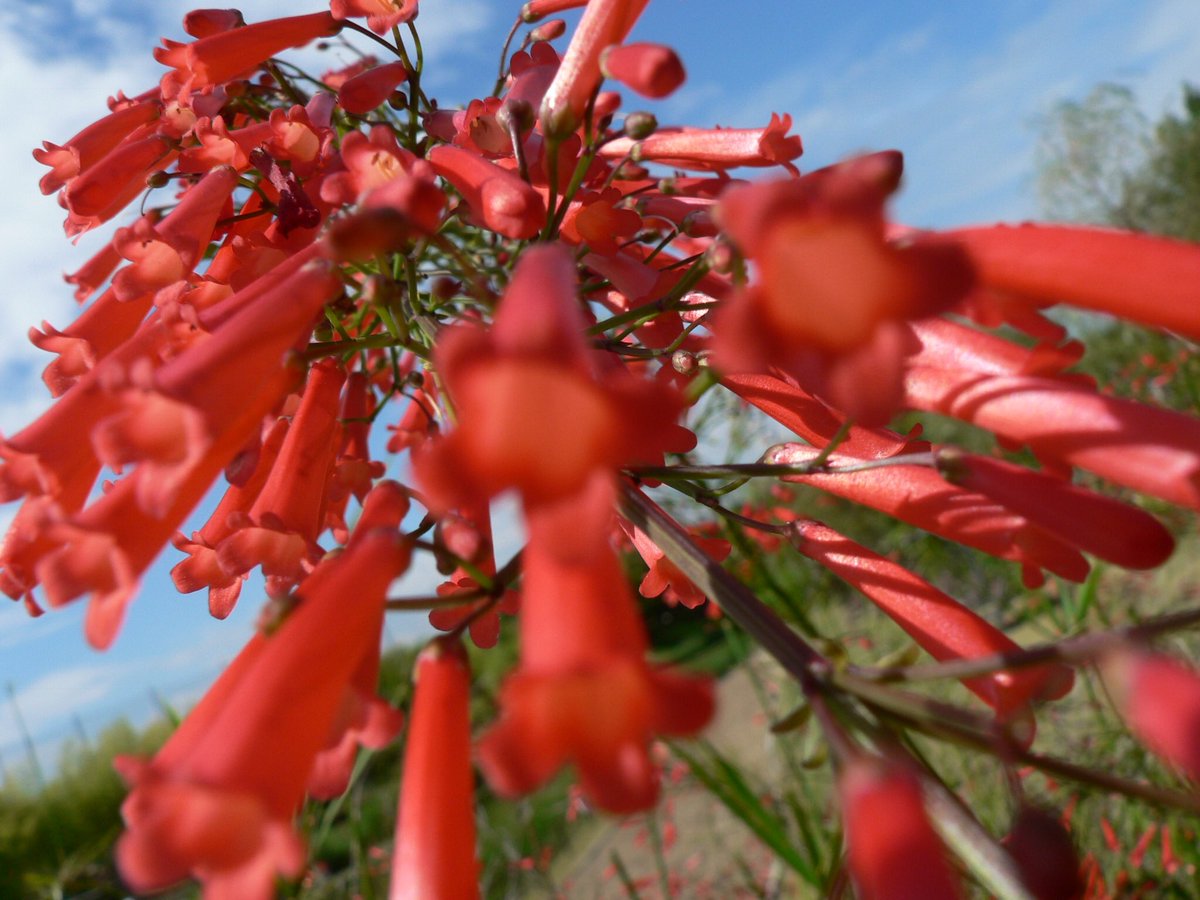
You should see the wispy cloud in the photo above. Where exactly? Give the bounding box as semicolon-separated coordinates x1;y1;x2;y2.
667;0;1200;227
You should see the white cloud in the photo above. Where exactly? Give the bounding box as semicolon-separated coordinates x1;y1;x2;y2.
669;0;1200;228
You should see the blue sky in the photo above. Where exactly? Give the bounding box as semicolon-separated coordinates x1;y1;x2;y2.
1;0;1198;778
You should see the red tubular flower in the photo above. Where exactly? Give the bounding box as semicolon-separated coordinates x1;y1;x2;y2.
428;500;519;649
619;501;730;609
1;312;201;507
478;474;714;813
427;144;545;240
33;97;160;195
62;136;177;233
935;448;1174;570
157;12;340;88
65;238;123;302
30;287;156;397
948;224;1200;341
716;152;967;349
601;113;803;173
390;640;481;900
325;371;387;542
600;43;686;99
711;152;972;424
386;370;439;452
1102;649;1200;781
331;0;419;36
767;442;1106;587
183;8;245;37
337;61;409;115
521;0;586;21
171;418;290;618
91;260;342;519
839;757;963;900
790;518;1073;717
414;243;688;511
215;360;346;594
36;361;302;649
539;0;651;136
903;366;1200;511
560;187;642;255
530;19;566;41
722;370;918;461
111;165;240;300
115;530;410;897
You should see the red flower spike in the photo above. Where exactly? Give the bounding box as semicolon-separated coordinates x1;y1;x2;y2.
1103;649;1200;781
790;518;1073;718
539;0;651;136
949;224;1200;341
936;448;1174;571
390;641;481;900
115;530;410;897
427;144;545;240
331;0;419;37
36;359;304;649
839;758;963;900
478;474;714;813
337;61;410;115
602;113;803;173
600;43;686;99
158;12;340;89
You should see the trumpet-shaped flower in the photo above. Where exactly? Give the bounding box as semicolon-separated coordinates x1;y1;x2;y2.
115;530;410;897
1103;649;1200;781
414;243;688;510
790;518;1072;717
839;758;962;900
390;640;480;899
478;474;714;813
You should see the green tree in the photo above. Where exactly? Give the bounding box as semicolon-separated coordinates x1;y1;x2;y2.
1037;81;1200;240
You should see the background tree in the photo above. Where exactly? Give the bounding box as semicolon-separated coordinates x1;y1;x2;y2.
1037;81;1200;240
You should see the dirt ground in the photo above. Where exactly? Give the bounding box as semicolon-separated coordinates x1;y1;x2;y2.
534;655;824;899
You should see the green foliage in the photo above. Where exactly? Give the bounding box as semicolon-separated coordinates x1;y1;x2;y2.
1037;80;1200;241
0;718;168;899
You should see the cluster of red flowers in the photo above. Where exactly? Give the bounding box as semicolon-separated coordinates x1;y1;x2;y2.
10;0;1200;895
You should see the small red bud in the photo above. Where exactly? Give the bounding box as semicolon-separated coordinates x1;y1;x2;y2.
601;42;686;99
529;19;566;42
